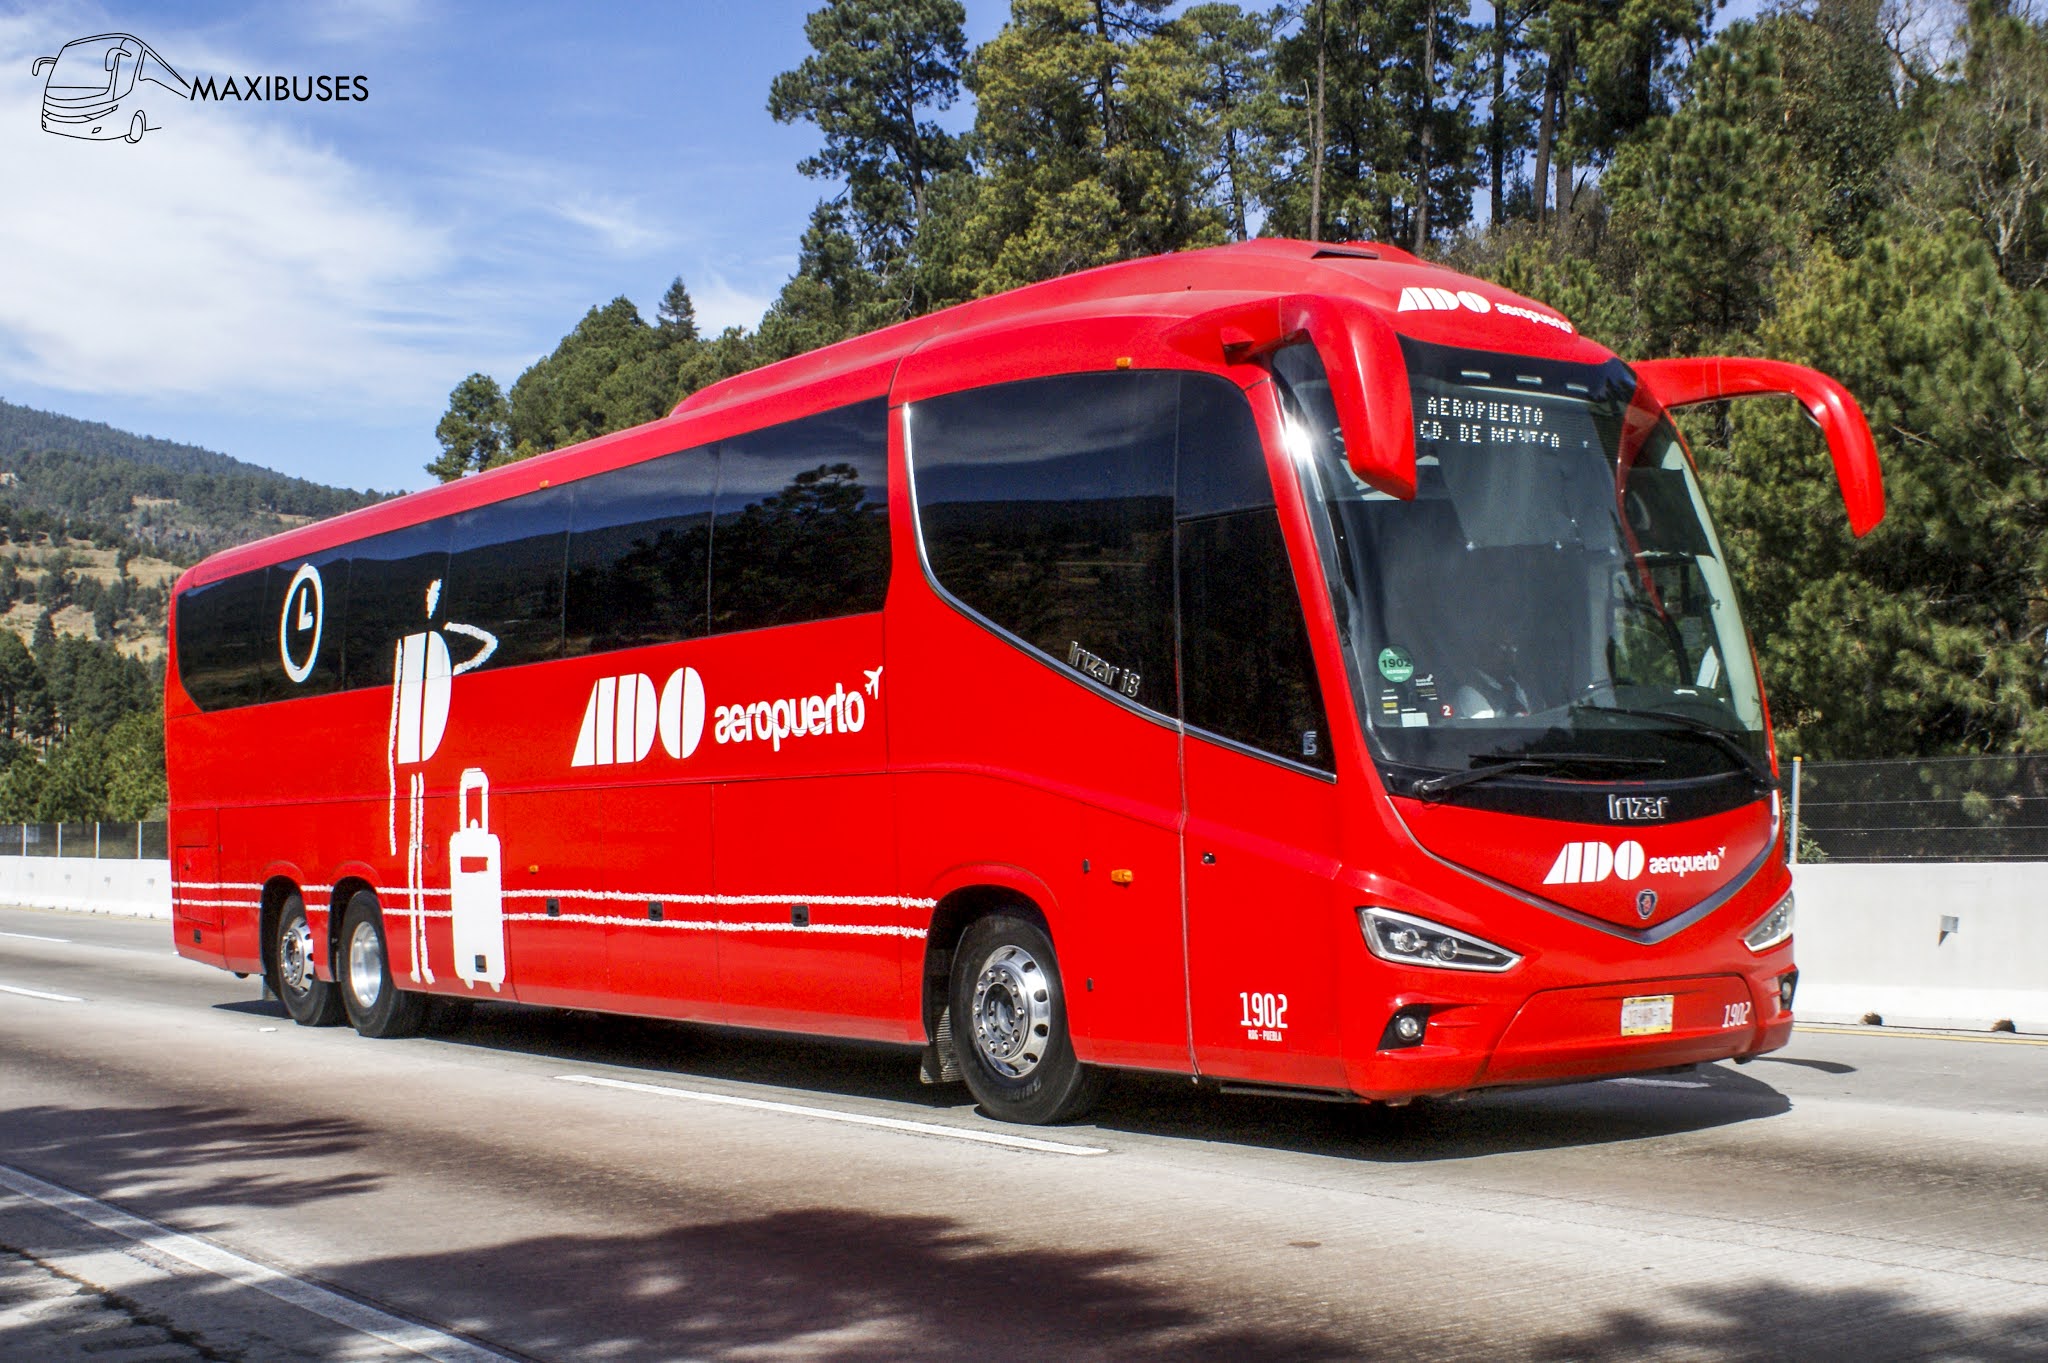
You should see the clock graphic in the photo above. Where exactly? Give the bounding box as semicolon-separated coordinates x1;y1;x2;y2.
278;562;324;684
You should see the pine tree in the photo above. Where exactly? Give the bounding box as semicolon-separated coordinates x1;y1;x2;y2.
657;277;701;343
965;0;1226;292
768;0;970;292
1264;0;1485;247
428;373;513;482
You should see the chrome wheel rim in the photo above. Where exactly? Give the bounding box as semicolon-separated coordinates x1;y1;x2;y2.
970;943;1052;1079
347;920;384;1011
279;915;315;996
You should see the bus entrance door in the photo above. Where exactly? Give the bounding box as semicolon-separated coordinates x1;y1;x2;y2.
1182;737;1347;1090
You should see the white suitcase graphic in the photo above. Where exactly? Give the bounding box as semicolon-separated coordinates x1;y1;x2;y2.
450;768;505;990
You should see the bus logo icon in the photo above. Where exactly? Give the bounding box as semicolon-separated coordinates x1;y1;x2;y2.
33;34;188;143
572;667;705;767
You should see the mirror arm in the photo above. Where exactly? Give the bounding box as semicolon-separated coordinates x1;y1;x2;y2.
1633;356;1885;537
1164;293;1417;499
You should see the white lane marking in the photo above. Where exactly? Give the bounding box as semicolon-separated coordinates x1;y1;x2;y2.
0;1163;516;1363
1609;1077;1710;1089
0;982;83;1003
0;930;71;943
557;1074;1109;1156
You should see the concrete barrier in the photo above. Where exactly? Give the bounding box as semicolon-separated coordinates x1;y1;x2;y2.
0;857;171;918
1794;860;2048;1033
3;855;2037;1032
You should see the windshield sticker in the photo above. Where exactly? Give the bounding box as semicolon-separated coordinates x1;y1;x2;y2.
1377;646;1415;683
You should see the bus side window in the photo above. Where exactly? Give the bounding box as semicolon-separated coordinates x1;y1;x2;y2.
445;484;572;669
909;373;1177;714
710;398;890;635
343;519;451;689
175;569;269;711
1176;376;1334;772
564;445;716;656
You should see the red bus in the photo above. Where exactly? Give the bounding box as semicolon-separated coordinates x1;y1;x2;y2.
166;240;1883;1124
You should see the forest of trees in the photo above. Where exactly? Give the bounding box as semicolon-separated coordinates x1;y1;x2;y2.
0;399;386;560
428;0;2046;764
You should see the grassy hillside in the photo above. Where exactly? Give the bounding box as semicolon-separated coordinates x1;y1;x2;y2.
0;398;388;562
0;400;392;664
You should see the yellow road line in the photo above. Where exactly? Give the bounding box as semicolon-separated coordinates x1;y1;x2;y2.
1798;1023;2048;1047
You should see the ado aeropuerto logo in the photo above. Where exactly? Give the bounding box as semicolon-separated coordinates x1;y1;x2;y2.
32;33;188;143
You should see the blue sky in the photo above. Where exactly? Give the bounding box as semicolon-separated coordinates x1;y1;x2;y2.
0;1;1012;492
1;1;1761;494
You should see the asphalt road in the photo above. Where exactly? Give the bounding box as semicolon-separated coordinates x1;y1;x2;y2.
2;905;2045;1362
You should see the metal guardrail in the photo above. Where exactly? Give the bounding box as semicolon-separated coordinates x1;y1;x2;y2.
4;822;167;860
1789;754;2048;863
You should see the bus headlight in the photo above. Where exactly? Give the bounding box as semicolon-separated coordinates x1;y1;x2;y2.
1359;908;1520;972
1743;892;1795;953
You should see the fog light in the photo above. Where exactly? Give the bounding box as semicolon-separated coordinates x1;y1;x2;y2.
1777;968;1798;1012
1380;1005;1430;1050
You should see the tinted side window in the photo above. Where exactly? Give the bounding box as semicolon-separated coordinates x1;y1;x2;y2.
264;550;349;701
343;519;450;689
911;373;1177;714
711;400;890;635
446;485;571;669
1177;378;1332;771
565;447;715;655
175;569;268;711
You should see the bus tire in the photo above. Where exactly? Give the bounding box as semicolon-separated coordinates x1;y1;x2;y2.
126;112;145;144
338;892;428;1039
950;913;1103;1125
273;893;343;1027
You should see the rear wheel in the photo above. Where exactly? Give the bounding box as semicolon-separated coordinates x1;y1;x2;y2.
273;894;342;1027
949;914;1104;1125
338;892;428;1039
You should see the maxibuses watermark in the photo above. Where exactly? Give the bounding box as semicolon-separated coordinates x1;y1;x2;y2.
32;31;368;144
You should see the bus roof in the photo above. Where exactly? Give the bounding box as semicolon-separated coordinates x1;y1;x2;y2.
175;239;1607;591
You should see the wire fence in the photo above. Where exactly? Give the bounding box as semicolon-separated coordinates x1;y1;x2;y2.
1791;754;2048;863
0;759;2033;867
0;822;168;860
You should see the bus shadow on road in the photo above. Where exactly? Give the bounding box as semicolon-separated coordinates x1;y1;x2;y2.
1089;1063;1792;1162
418;999;1791;1163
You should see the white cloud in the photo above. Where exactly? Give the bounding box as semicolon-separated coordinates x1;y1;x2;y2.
0;11;479;416
691;274;776;334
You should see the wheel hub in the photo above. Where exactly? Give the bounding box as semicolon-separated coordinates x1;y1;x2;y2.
348;920;384;1011
279;917;315;995
970;944;1052;1079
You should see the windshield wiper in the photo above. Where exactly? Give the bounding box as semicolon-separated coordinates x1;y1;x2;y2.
1410;751;1666;803
1568;702;1776;791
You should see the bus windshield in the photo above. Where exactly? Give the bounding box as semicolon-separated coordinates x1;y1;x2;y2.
49;38;125;94
1277;336;1768;789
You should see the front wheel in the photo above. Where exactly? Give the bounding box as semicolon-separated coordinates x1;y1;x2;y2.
125;112;145;143
338;892;428;1039
949;914;1104;1125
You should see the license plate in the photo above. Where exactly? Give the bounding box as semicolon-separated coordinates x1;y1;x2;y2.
1620;994;1675;1036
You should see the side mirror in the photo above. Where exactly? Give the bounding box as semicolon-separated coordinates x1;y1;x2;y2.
1166;292;1416;498
1632;357;1885;537
32;56;53;77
